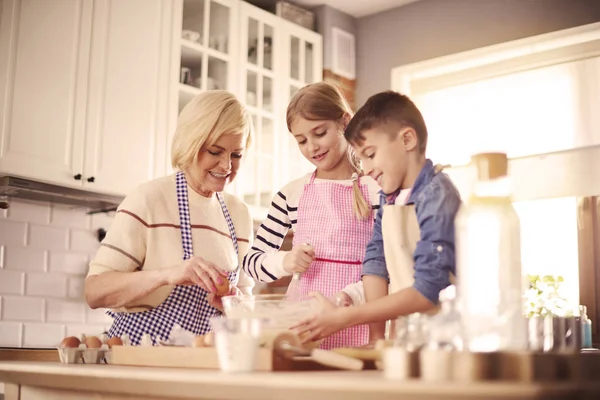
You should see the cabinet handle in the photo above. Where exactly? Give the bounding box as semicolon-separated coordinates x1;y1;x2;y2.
87;177;95;183
73;174;82;180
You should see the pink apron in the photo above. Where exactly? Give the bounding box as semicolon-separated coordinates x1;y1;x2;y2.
293;171;373;349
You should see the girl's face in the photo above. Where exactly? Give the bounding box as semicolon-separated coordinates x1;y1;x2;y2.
290;117;348;172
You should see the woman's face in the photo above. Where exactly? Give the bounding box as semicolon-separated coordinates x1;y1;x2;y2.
187;133;246;197
290;117;348;171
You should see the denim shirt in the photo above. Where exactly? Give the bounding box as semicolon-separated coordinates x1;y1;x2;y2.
361;159;462;304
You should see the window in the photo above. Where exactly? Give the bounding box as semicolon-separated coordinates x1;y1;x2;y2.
393;22;600;343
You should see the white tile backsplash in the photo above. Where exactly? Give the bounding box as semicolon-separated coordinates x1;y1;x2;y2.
67;276;85;299
0;199;114;348
46;300;85;323
48;252;88;275
4;246;47;272
23;323;65;347
2;296;44;322
7;200;50;224
0;270;24;295
28;224;68;250
50;205;91;229
0;220;27;246
26;273;68;298
70;229;101;252
0;322;23;347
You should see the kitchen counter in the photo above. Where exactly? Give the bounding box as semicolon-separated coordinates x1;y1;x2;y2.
1;361;600;400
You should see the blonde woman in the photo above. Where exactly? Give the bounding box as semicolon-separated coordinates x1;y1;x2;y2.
85;91;255;345
242;82;381;349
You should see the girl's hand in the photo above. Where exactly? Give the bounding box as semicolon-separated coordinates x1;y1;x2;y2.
207;285;241;312
283;244;315;274
164;256;228;293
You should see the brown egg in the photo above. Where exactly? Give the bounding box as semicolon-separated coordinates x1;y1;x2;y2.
215;277;230;296
60;336;81;348
84;336;103;349
193;335;207;348
107;337;123;348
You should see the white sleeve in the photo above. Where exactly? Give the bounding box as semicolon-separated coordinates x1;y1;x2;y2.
341;280;365;306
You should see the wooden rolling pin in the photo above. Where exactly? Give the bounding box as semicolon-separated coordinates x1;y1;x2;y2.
271;331;364;371
331;347;381;361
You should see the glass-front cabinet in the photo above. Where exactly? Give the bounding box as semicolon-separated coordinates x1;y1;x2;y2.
171;0;322;220
179;0;238;112
236;4;280;210
283;24;323;185
233;2;323;220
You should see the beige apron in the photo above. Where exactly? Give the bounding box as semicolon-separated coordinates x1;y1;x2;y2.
380;165;454;337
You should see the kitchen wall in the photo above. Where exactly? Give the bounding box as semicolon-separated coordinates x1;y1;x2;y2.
356;0;600;106
0;199;114;348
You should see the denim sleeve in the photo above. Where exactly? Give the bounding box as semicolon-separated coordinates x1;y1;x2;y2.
412;177;462;304
361;194;389;282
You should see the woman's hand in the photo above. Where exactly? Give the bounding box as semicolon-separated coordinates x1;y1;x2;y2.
283;244;315;274
207;285;242;312
164;256;228;293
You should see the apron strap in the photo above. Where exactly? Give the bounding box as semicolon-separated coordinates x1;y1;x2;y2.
216;192;239;264
175;171;239;267
309;170;317;184
176;171;194;260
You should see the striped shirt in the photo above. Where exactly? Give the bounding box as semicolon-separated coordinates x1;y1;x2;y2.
242;173;381;286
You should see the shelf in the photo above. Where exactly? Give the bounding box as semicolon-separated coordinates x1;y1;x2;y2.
178;83;203;109
244;62;275;79
181;38;230;68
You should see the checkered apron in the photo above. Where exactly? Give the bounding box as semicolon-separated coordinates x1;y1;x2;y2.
106;171;239;345
293;172;373;349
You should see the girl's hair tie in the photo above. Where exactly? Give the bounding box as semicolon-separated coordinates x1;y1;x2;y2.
351;172;359;182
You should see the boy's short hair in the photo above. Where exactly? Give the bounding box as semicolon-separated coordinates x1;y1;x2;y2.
344;91;428;153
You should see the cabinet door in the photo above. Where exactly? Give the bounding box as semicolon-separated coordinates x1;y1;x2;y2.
0;0;91;187
236;2;282;217
84;0;173;196
282;22;323;184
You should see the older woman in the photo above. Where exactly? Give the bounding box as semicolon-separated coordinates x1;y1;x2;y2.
85;91;255;345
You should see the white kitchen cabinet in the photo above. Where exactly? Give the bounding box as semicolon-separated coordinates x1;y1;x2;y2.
0;0;92;188
83;0;174;195
0;0;173;196
171;0;323;219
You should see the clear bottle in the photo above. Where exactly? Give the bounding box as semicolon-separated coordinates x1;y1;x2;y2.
580;305;593;348
420;285;461;381
455;152;528;352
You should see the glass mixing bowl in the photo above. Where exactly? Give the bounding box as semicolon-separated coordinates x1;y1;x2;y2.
221;294;320;331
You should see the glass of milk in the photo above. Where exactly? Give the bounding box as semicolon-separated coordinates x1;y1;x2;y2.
210;316;263;373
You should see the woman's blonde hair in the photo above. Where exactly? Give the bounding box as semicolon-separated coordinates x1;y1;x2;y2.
286;82;371;220
171;91;254;170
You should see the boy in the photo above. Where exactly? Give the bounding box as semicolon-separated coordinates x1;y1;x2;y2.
293;91;462;343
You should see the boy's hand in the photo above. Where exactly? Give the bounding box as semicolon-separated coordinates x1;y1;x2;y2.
291;292;353;342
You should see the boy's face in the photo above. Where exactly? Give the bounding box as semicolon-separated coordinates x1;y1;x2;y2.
354;127;418;194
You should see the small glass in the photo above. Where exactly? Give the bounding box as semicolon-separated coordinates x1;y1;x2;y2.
210;316;263;373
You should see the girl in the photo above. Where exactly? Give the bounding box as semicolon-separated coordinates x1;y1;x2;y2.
242;82;380;349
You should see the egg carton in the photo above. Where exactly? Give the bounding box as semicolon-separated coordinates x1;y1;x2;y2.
57;333;132;364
